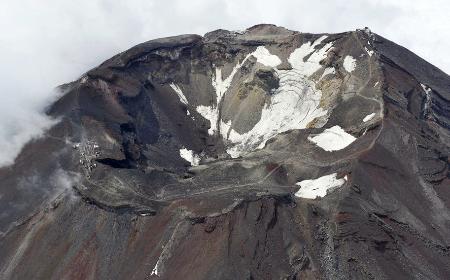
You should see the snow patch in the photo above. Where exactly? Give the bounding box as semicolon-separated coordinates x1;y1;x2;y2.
251;46;282;67
212;67;237;104
374;81;379;87
169;83;188;105
196;105;218;136
308;125;356;151
363;113;375;122
364;47;374;57
295;173;346;199
150;259;161;276
179;148;200;166
289;35;332;76
343;56;357;73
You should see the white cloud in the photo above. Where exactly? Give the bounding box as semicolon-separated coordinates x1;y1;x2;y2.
18;168;80;200
0;0;449;167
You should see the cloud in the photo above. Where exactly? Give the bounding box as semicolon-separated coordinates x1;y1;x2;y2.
49;168;81;201
18;168;81;201
0;0;449;167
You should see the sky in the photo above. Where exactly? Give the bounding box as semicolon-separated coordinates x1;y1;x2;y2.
0;0;449;167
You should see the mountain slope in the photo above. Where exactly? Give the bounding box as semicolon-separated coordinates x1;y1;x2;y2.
0;24;449;279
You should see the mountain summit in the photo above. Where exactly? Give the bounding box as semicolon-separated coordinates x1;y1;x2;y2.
0;24;449;279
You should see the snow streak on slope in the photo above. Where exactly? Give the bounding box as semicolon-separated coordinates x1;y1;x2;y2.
421;83;432;115
196;105;218;136
197;64;244;135
170;83;188;105
308;125;356;151
288;36;332;76
150;259;160;277
295;173;346;199
365;47;374;57
363;113;375;122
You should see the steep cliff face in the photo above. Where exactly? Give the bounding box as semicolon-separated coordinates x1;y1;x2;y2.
0;24;449;279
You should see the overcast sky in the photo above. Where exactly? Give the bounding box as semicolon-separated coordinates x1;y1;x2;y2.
0;0;449;167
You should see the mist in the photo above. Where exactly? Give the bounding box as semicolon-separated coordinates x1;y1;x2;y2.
1;0;449;167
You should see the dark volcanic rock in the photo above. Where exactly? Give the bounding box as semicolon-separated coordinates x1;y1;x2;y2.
0;24;449;279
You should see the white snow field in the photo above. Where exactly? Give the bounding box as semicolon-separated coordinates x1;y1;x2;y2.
295;173;346;199
308;125;356;151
